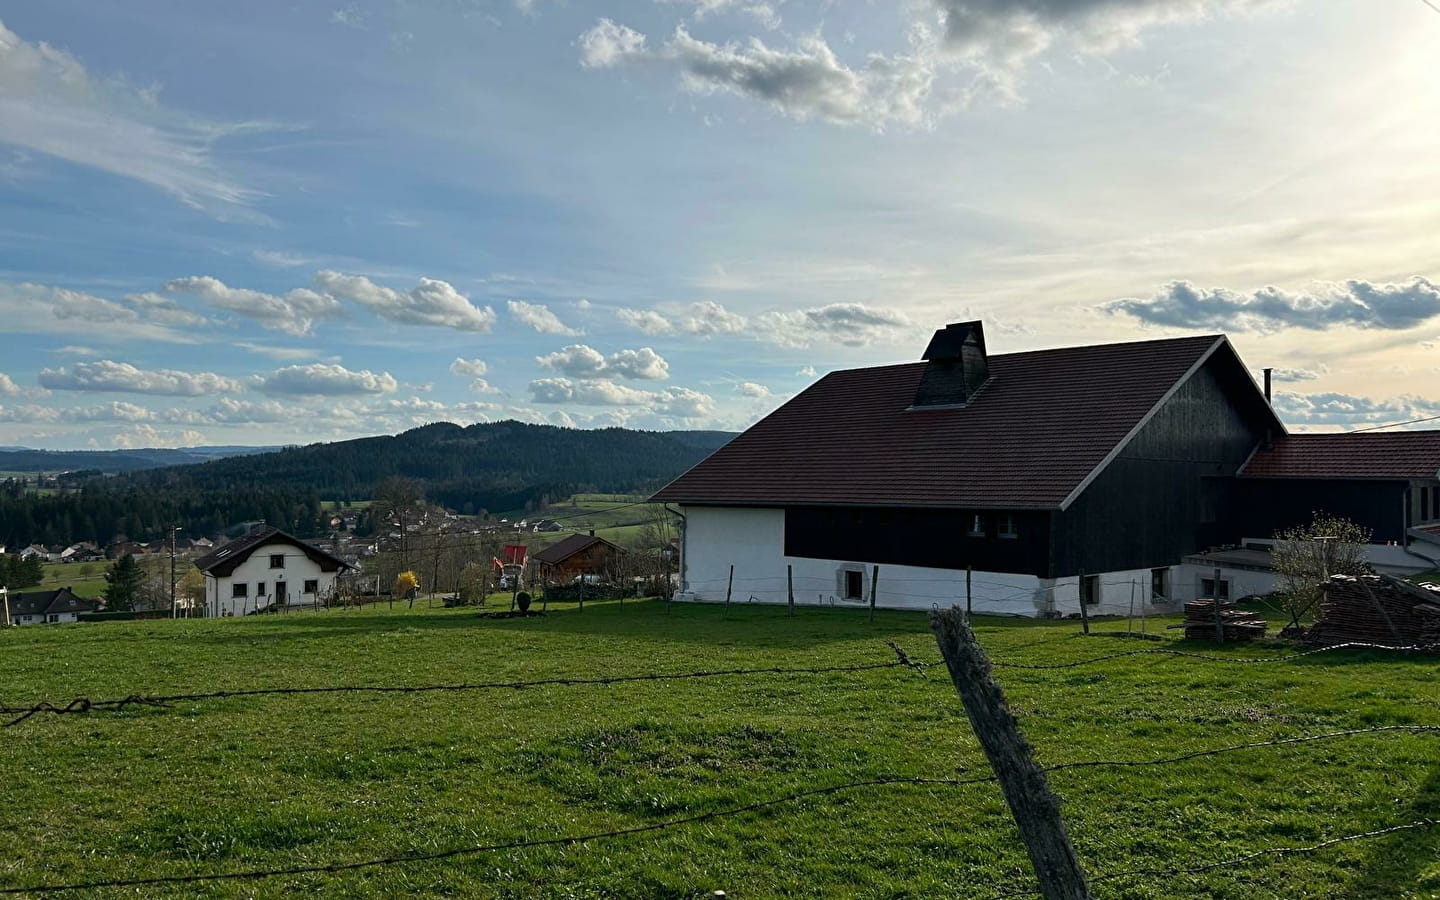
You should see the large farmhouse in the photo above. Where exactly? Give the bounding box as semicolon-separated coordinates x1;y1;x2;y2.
653;322;1440;616
196;525;353;617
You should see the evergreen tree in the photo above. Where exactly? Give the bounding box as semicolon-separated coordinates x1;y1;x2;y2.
104;554;143;612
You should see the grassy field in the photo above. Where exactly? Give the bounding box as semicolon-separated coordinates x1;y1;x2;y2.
0;600;1436;898
511;493;668;547
34;560;110;598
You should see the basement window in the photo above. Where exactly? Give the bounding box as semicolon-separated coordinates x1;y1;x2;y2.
1150;568;1170;603
839;567;865;601
998;514;1018;539
967;514;987;537
269;554;285;569
1080;575;1100;606
304;579;318;595
231;583;248;598
1201;577;1230;602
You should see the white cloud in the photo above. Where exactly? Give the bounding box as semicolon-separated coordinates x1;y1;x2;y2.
755;302;911;347
507;299;582;335
49;287;138;324
528;377;659;406
678;299;748;336
314;270;497;332
252;249;312;268
796;364;818;377
123;292;215;328
165;275;341;336
111;424;207;449
0;18;263;215
616;307;676;335
1105;277;1440;333
537;344;670;380
652;386;716;418
580;21;937;129
737;381;770;397
258;363;399;396
449;357;489;378
38;360;244;396
0;373;22;396
1274;390;1440;427
232;342;327;362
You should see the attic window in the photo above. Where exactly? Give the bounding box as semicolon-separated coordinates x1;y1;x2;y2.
967;514;987;537
998;514;1018;539
269;554;284;569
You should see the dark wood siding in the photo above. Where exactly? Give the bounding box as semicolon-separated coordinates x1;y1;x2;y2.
785;507;1050;576
1230;478;1409;543
1050;356;1268;577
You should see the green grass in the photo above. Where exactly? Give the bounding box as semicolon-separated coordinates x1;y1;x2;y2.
35;560;109;598
1;601;1436;898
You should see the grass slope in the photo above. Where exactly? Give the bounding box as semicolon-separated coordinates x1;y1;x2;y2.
0;601;1436;898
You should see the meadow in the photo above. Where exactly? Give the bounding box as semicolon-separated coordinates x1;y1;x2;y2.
0;599;1436;898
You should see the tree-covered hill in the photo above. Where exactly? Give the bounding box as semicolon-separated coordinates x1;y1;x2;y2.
0;421;734;547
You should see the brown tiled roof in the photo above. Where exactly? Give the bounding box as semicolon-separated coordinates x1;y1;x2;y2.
531;534;624;566
654;334;1253;510
195;526;352;577
1241;432;1440;480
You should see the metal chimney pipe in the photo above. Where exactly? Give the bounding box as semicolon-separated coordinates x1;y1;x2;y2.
1263;367;1273;402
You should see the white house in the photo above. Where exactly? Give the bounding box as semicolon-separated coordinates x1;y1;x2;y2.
4;587;98;626
652;321;1437;618
196;526;353;617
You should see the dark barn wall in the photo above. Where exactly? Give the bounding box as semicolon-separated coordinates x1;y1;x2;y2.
784;507;1051;576
1052;357;1267;577
1231;478;1408;543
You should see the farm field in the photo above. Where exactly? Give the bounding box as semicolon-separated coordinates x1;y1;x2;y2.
505;493;668;547
1;600;1437;898
34;560;109;599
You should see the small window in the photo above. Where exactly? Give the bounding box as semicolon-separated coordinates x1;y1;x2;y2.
303;579;318;595
1150;568;1170;603
1201;577;1230;601
968;514;987;537
843;569;864;600
269;554;284;569
256;582;266;597
1080;575;1100;606
998;514;1018;539
231;583;248;598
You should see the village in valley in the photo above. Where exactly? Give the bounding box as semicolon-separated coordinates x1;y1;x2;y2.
2;2;1438;897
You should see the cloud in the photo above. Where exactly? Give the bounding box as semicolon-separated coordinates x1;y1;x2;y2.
252;249;312;268
111;424;207;449
1269;366;1326;382
449;357;499;394
166;275;341;336
755;302;911;347
616;307;676;335
38;360;244;396
232;342;327;362
537;344;670;380
0;18;263;215
737;381;770;397
1273;390;1440;427
528;377;656;406
49;288;138;324
655;0;782;28
1104;277;1440;333
652;386;716;418
314;270;496;332
930;0;1282;98
0;373;22;396
579;21;937;129
507;299;581;335
123;292;215;328
796;364;818;377
258;363;399;396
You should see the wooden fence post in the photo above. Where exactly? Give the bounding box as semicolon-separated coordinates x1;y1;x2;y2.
1127;579;1136;635
787;565;794;617
1077;570;1090;635
1212;566;1223;644
725;565;733;609
868;565;879;624
966;565;972;619
930;607;1094;900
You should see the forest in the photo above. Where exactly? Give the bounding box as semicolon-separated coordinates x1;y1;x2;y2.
0;421;731;549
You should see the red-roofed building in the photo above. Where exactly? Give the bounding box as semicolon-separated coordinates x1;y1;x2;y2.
653;321;1438;615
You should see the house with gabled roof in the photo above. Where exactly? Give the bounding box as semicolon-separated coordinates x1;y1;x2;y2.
4;587;98;626
653;321;1438;616
531;533;626;584
195;525;353;617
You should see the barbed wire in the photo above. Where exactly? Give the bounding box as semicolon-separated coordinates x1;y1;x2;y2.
988;640;1433;670
2;643;928;728
3;721;1436;895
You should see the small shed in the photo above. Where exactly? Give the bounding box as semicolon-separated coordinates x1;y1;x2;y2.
531;534;626;584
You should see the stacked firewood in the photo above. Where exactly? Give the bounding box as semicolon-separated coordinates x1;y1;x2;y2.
1305;575;1440;649
1183;599;1268;642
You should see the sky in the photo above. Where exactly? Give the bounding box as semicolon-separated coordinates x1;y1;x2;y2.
0;0;1437;450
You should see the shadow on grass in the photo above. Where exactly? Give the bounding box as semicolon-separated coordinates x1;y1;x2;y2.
1339;761;1440;898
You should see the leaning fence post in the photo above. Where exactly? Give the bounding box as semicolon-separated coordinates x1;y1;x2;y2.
787;565;795;617
965;565;972;620
930;608;1093;900
725;564;733;609
1077;570;1090;635
1212;566;1223;644
868;565;879;623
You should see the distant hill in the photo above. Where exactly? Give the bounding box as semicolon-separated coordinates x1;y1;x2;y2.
0;446;279;474
0;422;737;548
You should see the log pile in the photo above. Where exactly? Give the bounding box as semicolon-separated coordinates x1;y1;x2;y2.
1183;599;1268;642
1305;575;1440;649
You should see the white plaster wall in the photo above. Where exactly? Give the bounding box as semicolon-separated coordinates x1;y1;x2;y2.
1176;564;1276;602
679;505;1134;617
208;544;334;617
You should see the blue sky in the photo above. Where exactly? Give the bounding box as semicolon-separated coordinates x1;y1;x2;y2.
1;0;1437;449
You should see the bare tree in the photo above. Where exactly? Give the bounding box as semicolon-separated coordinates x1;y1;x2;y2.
1272;511;1373;629
372;477;425;574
